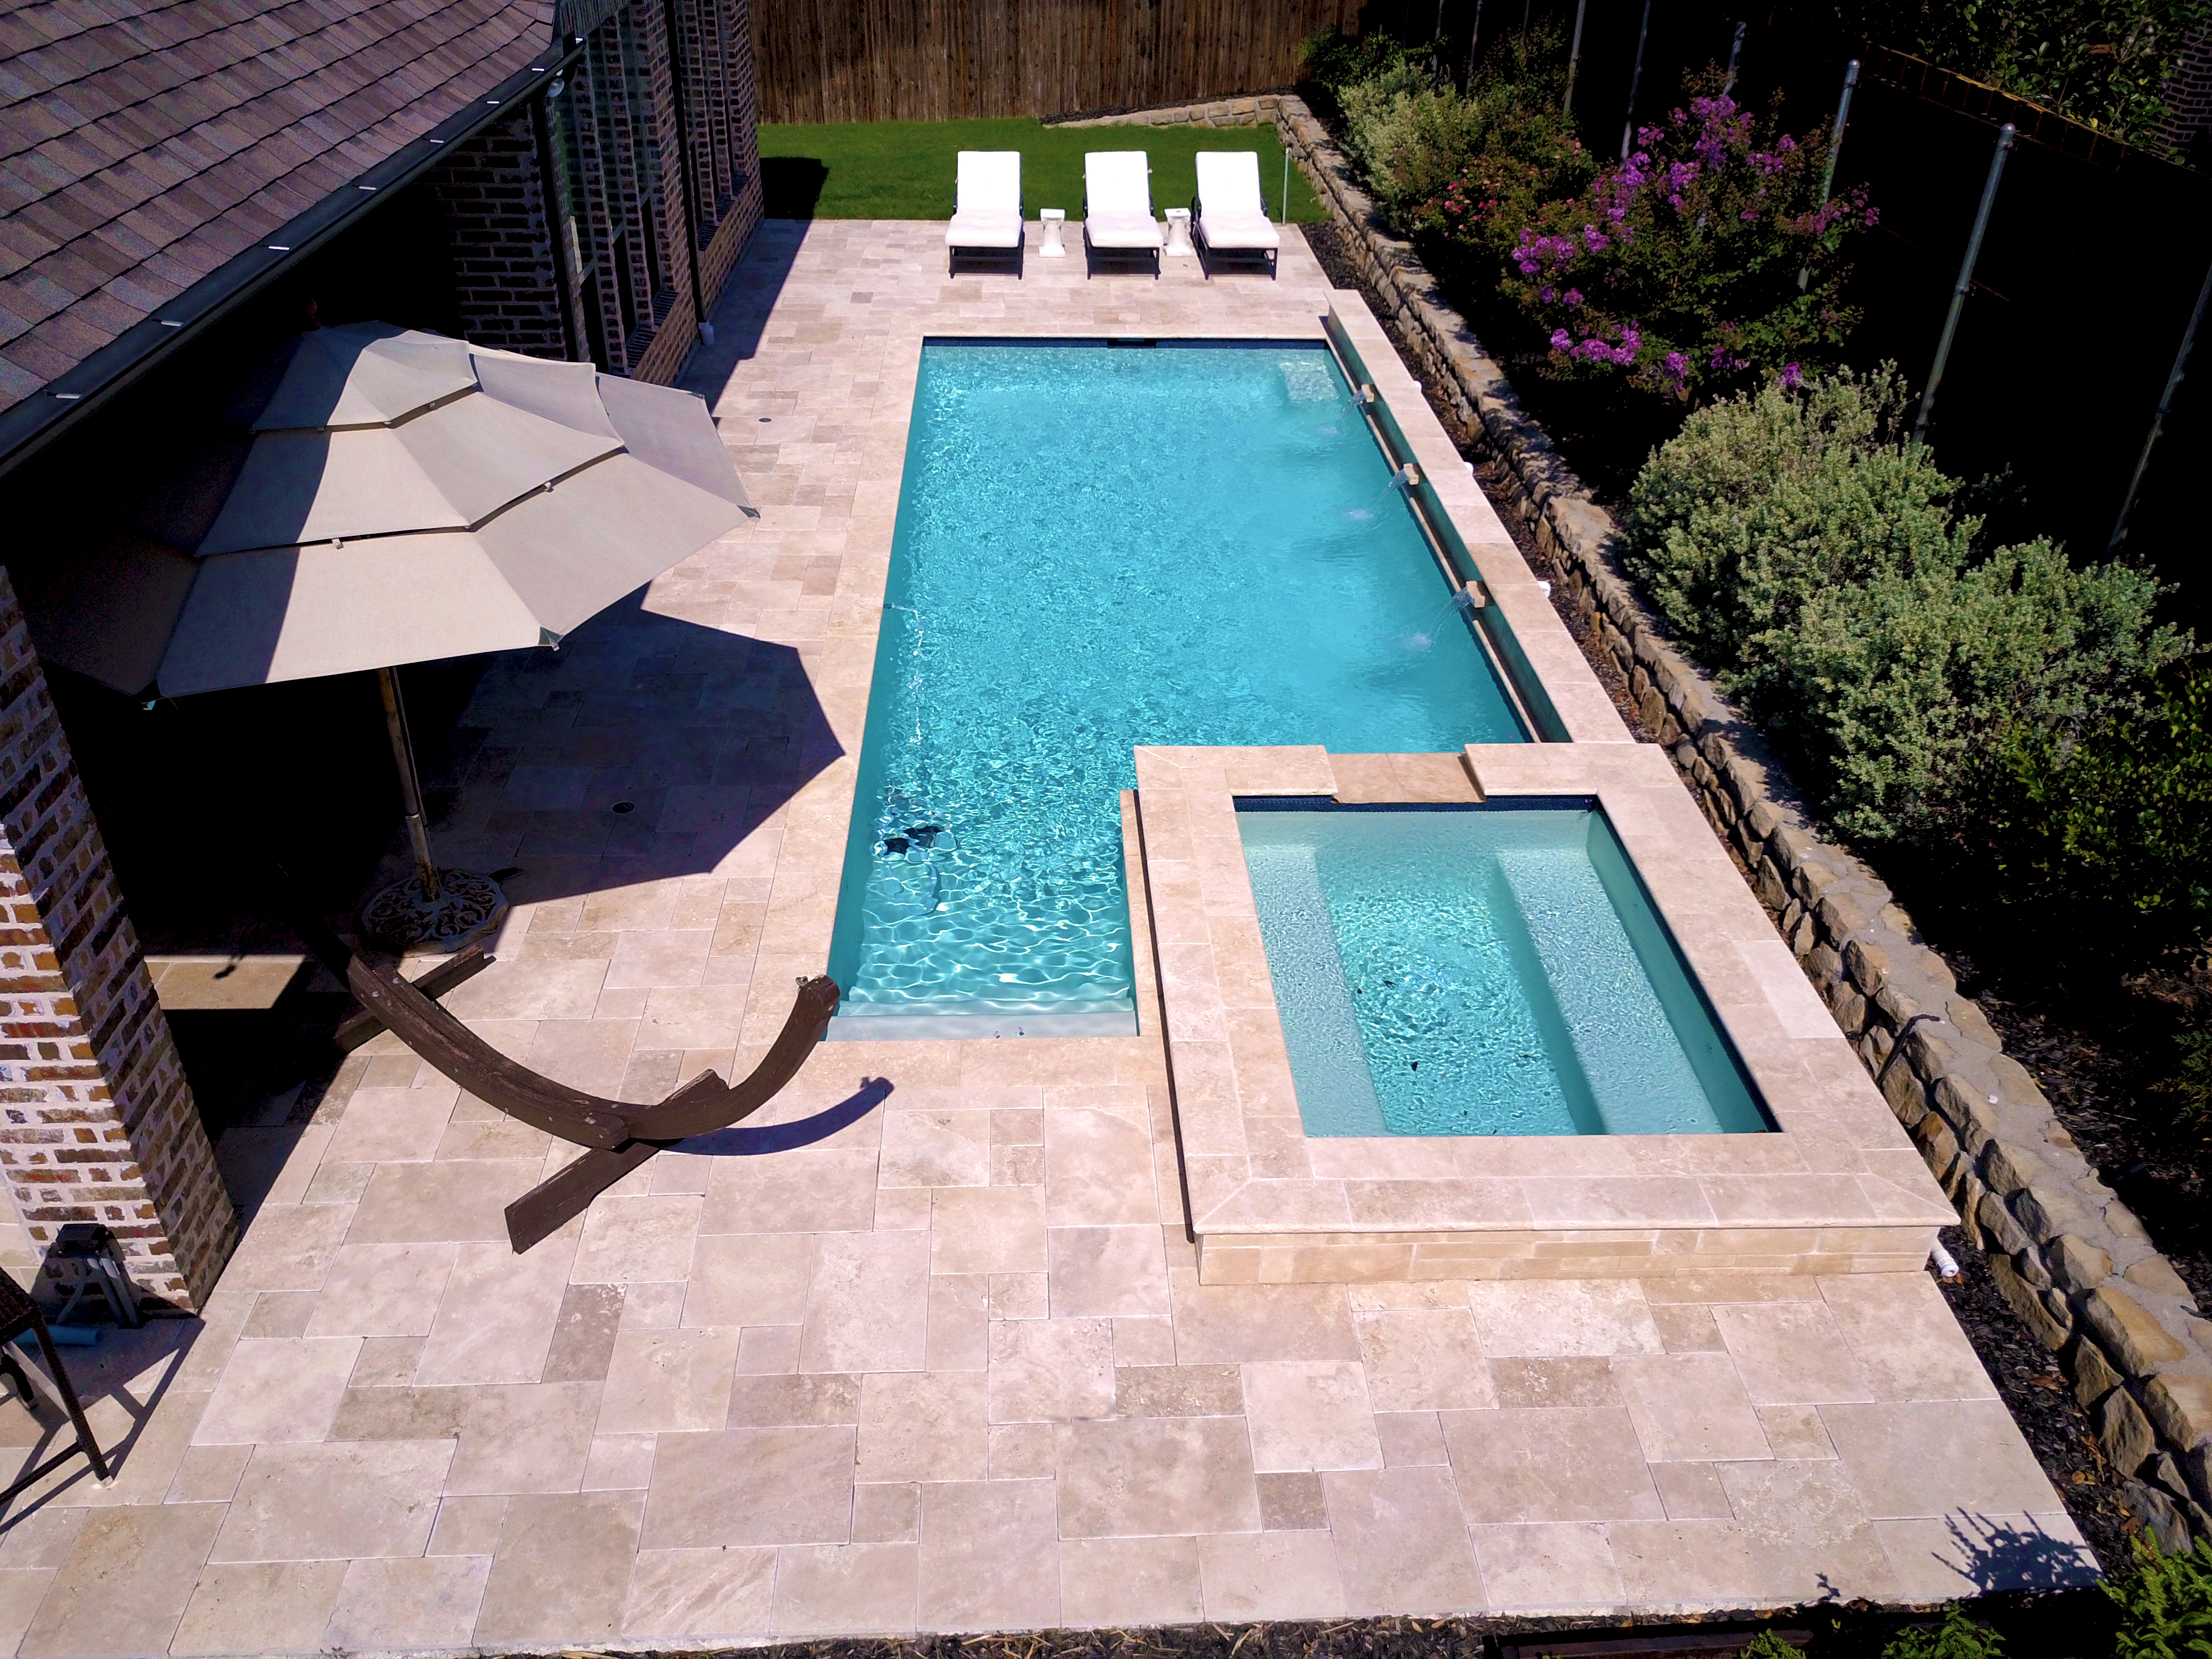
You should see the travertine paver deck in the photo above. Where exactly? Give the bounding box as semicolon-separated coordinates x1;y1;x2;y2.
0;222;2094;1656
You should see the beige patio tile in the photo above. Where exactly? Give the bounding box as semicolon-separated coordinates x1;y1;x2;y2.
326;1556;492;1651
801;1231;929;1373
348;1160;544;1244
1442;1406;1663;1524
212;1439;452;1561
726;1373;861;1427
771;1542;919;1635
1056;1417;1262;1537
853;1482;920;1543
172;1560;349;1657
572;1193;706;1283
1873;1512;2098;1600
1648;1461;1733;1519
701;1146;885;1234
685;1232;817;1327
1044;1108;1159;1225
856;1371;988;1481
428;1494;508;1556
325;1083;460;1163
1324;1467;1488;1614
931;1185;1047;1275
1061;1535;1204;1627
1818;1275;1999;1401
1047;1224;1169;1318
217;1203;352;1292
447;1382;601;1494
989;1318;1115;1423
1166;1266;1358;1363
1712;1301;1876;1404
1375;1410;1449;1467
879;1109;992;1187
1196;1530;1345;1620
1718;1457;1897;1602
1470;1522;1624;1612
1757;1403;1838;1460
1355;1308;1498;1411
622;1546;776;1638
1468;1280;1663;1357
304;1241;457;1338
473;1490;644;1644
1115;1364;1243;1417
416;1235;579;1385
19;1504;222;1658
1610;1353;1772;1463
192;1337;359;1444
916;1480;1060;1631
1490;1357;1621;1408
584;1432;659;1489
596;1327;742;1434
1820;1400;2060;1519
641;1426;856;1547
1608;1520;1767;1607
1241;1361;1382;1473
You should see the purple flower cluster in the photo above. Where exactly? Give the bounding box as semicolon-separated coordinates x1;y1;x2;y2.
1552;324;1642;366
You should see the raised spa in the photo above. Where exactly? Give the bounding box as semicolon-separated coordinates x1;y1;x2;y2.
827;338;1539;1037
1236;799;1772;1137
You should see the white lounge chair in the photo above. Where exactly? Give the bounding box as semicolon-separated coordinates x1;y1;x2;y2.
1083;152;1163;278
1193;152;1280;279
947;150;1023;276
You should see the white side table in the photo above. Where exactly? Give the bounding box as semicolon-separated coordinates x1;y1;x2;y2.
1039;209;1066;258
1163;207;1193;257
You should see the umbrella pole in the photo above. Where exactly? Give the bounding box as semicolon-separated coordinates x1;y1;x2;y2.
377;667;440;902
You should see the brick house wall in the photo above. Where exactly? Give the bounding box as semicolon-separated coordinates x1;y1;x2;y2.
0;568;234;1313
2158;20;2212;154
432;109;577;360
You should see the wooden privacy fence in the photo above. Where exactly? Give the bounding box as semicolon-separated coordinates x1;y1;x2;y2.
753;0;1360;123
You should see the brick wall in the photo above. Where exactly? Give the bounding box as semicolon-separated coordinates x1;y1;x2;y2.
0;567;234;1313
432;108;576;359
2157;20;2212;154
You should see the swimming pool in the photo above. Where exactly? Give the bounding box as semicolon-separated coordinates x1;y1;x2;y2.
1237;800;1770;1136
826;339;1530;1035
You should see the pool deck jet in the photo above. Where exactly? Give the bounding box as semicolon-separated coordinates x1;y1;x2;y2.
0;221;2096;1657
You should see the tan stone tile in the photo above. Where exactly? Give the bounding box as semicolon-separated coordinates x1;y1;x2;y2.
543;1282;624;1383
1114;1314;1178;1368
1048;1224;1169;1318
800;1230;928;1373
20;1505;222;1659
329;1383;468;1441
167;1442;252;1504
1376;1410;1449;1467
326;1555;491;1650
304;1242;457;1338
990;1318;1114;1422
620;1279;686;1328
642;1426;855;1547
212;1439;453;1561
1241;1360;1381;1473
218;1202;352;1291
325;1083;459;1164
172;1560;349;1656
1648;1461;1733;1519
1115;1364;1242;1418
1470;1522;1623;1613
1820;1400;2060;1519
1442;1406;1662;1524
1056;1417;1262;1536
583;1432;658;1490
737;1324;803;1373
1873;1512;2099;1600
1757;1403;1838;1460
853;1481;919;1543
879;1109;992;1187
1611;1353;1772;1462
1355;1307;1497;1412
917;1480;1060;1631
990;1271;1049;1319
1167;1265;1358;1363
1648;1303;1726;1353
416;1235;578;1385
192;1336;359;1444
989;1420;1056;1480
241;1290;316;1339
1468;1279;1663;1356
572;1193;705;1283
348;1160;544;1244
473;1489;644;1644
771;1542;918;1635
1818;1274;1998;1402
1712;1300;1875;1404
1061;1535;1204;1627
447;1381;600;1494
1197;1530;1347;1620
1490;1358;1621;1408
427;1493;508;1556
622;1545;776;1639
857;1370;988;1481
931;1185;1046;1274
1608;1519;1767;1606
1045;1108;1159;1224
597;1327;742;1434
925;1272;988;1371
726;1373;861;1427
685;1232;817;1327
1324;1466;1488;1614
1719;1457;1897;1601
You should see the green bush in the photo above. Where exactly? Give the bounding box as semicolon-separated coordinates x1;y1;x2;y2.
1624;367;2188;846
1879;1605;2007;1659
2104;1531;2212;1659
1737;1632;1804;1659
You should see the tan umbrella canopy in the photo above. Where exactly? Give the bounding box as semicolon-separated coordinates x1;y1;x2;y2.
20;321;755;945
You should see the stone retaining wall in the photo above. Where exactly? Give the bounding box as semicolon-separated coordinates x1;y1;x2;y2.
1083;90;2212;1552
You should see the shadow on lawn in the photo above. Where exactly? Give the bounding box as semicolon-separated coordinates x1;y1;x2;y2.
763;155;828;218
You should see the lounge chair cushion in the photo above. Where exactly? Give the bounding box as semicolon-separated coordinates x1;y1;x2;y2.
947;210;1023;249
1194;152;1281;251
949;151;1022;249
1197;211;1280;252
1085;152;1162;248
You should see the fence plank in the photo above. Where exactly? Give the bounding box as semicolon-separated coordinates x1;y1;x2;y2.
753;0;1359;122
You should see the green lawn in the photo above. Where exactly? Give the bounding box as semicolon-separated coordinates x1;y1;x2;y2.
758;117;1328;223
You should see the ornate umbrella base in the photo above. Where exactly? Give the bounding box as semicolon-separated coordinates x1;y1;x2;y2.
361;869;509;953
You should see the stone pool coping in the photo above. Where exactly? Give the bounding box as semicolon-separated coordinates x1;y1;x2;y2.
1130;742;1957;1285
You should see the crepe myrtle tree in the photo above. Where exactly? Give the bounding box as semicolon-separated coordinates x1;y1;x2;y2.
1437;84;1876;400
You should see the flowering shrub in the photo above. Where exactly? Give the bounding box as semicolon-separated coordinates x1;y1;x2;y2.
1428;84;1875;399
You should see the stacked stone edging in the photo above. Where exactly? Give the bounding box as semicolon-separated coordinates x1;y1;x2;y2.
1078;89;2212;1549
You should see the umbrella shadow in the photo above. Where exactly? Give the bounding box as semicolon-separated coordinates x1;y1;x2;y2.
424;583;847;906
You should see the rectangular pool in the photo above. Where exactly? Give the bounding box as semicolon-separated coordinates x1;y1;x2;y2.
827;340;1531;1035
1237;800;1771;1135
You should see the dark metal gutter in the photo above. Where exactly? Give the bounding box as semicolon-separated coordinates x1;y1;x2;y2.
0;34;586;481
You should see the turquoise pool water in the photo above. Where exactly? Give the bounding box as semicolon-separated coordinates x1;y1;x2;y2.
827;340;1528;1034
1237;801;1770;1135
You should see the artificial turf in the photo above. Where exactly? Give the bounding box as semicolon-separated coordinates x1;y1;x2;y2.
758;116;1329;223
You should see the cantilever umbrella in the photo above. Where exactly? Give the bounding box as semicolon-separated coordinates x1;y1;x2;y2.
19;321;755;944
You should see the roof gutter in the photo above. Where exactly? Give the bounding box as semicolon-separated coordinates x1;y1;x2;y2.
0;33;587;481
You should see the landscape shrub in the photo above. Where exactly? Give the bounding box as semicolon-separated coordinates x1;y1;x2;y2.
2104;1531;2212;1659
1624;367;2189;847
1436;78;1874;399
1877;1605;2007;1659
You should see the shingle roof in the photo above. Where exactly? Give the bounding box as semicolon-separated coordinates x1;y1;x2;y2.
0;0;557;417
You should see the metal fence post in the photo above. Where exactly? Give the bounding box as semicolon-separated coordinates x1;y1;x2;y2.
1619;0;1655;159
1723;20;1746;94
1913;122;2016;452
1564;0;1588;111
1800;58;1859;291
2109;252;2212;555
